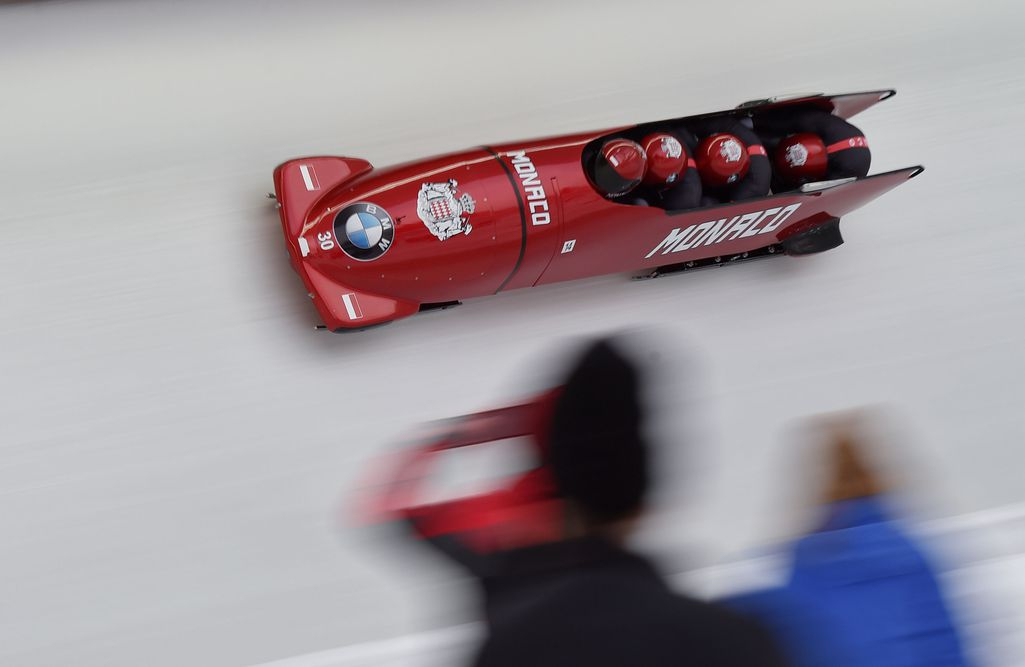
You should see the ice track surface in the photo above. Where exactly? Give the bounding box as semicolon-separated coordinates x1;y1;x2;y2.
2;0;1025;665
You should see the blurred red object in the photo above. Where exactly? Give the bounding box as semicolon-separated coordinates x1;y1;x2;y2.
356;390;566;553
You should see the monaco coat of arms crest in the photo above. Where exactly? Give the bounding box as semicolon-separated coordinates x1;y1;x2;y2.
416;180;475;241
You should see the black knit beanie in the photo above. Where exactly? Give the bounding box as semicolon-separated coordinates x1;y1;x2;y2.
549;338;649;522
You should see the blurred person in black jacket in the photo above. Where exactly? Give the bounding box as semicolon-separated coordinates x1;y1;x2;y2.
365;337;790;666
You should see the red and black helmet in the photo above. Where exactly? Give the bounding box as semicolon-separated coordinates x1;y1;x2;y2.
774;132;828;186
640;132;688;187
591;138;647;197
695;133;750;187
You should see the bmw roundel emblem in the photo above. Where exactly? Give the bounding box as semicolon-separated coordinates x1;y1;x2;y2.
333;202;395;261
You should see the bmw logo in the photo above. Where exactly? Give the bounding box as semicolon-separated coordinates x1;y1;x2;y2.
333;202;395;261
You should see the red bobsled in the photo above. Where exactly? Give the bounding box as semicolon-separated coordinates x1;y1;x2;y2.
272;90;922;331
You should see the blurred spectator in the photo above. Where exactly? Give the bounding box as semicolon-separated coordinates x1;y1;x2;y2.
367;337;790;666
728;413;973;667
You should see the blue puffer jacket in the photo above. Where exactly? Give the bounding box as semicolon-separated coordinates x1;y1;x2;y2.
727;497;971;667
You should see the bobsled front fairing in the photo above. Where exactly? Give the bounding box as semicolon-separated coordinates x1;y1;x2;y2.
272;130;623;331
274;156;419;330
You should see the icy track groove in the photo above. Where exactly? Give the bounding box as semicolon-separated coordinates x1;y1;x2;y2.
1;1;1024;665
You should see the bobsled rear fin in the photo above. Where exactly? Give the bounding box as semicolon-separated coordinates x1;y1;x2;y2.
827;90;896;119
794;165;923;220
736;90;896;120
303;265;418;331
274;156;373;237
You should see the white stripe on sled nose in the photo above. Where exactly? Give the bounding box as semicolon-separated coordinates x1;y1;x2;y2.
299;164;320;191
341;293;363;320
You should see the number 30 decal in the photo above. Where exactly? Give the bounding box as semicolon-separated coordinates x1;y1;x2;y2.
318;231;335;251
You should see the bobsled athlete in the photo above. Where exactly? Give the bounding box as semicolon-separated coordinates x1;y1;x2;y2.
588;138;647;199
632;129;703;210
690;118;771;205
361;337;791;667
757;108;871;190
